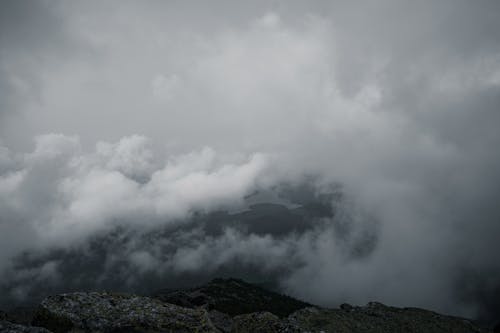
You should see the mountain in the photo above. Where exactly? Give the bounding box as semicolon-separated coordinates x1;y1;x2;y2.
153;278;311;318
0;278;493;332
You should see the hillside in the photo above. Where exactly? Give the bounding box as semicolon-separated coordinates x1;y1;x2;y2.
0;278;493;332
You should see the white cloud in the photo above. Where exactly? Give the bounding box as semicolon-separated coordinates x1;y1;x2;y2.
0;135;268;250
96;135;155;180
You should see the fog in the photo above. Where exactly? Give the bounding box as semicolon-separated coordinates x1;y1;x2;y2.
1;0;500;324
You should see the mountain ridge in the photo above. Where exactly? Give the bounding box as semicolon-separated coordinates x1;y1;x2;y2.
1;278;494;332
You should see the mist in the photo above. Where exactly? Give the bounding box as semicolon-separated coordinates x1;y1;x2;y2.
1;0;500;325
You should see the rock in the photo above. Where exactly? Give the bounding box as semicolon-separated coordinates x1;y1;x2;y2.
0;320;53;333
208;310;233;333
9;278;494;332
231;312;299;333
154;278;311;318
286;303;491;333
32;292;218;333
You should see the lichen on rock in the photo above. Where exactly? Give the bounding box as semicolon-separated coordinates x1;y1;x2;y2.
0;320;53;333
32;292;217;333
286;303;490;333
231;311;300;333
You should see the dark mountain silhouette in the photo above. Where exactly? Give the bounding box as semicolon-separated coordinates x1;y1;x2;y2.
1;278;493;332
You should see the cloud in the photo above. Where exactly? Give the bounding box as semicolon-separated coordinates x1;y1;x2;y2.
0;0;500;324
0;134;267;254
151;74;180;102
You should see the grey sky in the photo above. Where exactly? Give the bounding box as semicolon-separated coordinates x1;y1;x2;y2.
1;0;500;325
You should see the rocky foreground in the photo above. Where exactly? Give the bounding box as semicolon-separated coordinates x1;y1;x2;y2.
0;278;494;332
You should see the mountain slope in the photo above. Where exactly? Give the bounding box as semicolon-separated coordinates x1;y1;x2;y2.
153;278;312;318
1;278;493;332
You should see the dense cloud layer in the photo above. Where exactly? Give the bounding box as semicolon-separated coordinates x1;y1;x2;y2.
1;0;500;325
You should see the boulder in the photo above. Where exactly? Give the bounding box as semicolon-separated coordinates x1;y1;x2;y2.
230;312;299;333
286;303;490;333
32;292;218;333
208;310;233;333
0;320;53;333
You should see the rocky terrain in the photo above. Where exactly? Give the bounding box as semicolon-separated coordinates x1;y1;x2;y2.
0;278;494;332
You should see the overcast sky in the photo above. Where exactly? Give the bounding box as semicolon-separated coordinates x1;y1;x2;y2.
1;0;500;324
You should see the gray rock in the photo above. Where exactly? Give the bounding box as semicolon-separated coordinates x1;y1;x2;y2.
208;310;233;333
11;278;494;332
286;303;491;333
32;292;218;333
231;312;300;333
0;320;53;333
